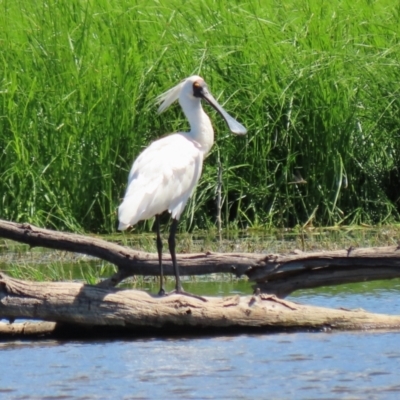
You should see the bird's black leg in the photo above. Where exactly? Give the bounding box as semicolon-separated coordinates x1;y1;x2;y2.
155;215;165;296
168;218;182;292
167;219;207;302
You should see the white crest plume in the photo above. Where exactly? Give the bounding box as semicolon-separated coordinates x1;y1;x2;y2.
156;79;186;114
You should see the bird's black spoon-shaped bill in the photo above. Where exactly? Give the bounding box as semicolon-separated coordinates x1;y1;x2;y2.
202;90;247;135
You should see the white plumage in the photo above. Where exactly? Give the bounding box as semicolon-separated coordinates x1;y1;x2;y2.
118;75;246;297
118;134;203;229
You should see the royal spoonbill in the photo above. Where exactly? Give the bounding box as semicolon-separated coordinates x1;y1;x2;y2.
118;75;247;297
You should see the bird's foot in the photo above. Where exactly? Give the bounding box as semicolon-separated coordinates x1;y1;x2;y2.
167;288;207;302
158;288;166;296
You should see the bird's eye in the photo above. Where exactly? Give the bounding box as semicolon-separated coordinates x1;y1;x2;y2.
193;81;203;97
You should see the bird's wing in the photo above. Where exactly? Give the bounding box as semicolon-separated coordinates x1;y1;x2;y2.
118;134;204;229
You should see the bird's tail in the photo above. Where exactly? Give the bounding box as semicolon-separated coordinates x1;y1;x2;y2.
117;191;148;230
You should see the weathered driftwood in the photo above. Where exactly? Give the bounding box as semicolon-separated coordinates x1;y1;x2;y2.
0;321;57;337
0;219;258;287
2;273;400;338
2;219;400;297
249;246;400;297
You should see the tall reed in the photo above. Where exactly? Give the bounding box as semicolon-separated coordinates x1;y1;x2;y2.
1;0;400;232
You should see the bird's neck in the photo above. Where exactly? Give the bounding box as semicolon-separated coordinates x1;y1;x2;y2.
180;100;214;155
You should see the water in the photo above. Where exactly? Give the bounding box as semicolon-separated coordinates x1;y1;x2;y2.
2;281;400;399
2;330;400;400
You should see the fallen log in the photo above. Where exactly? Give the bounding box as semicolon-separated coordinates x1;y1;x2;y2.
248;246;400;297
0;321;57;337
2;219;400;297
2;273;400;338
0;219;258;286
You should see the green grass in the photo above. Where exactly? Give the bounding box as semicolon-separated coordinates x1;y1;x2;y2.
1;0;400;233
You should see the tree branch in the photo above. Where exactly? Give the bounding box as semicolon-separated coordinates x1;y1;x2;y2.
248;247;400;297
2;219;400;297
0;219;257;287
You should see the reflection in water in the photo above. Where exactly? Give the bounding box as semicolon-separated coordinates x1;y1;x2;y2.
2;287;400;399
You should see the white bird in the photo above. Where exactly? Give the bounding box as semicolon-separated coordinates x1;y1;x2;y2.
118;75;247;297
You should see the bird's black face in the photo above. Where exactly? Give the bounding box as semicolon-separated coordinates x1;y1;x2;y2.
192;80;207;98
190;78;247;135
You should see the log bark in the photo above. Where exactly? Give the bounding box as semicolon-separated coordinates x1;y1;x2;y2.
2;273;400;338
2;219;400;297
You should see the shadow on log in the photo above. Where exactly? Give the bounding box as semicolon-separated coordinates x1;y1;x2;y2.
2;273;400;339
